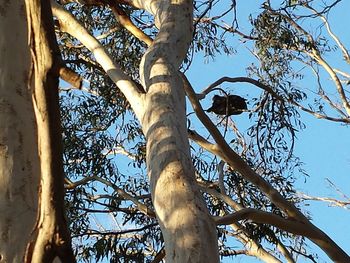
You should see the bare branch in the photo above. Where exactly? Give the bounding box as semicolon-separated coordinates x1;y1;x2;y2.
305;4;350;63
274;10;350;116
298;193;350;210
310;53;350;115
199;76;282;100
188;129;221;153
58;64;83;89
64;176;95;189
289;99;350;123
326;178;350;200
199;76;350;123
334;68;350;78
219;22;258;41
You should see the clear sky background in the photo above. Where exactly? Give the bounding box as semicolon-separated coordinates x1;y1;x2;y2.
187;1;350;262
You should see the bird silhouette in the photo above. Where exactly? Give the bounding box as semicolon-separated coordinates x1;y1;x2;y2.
207;95;247;116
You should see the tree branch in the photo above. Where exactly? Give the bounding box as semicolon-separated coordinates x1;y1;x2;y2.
199;76;350;123
72;223;157;238
199;76;282;100
65;175;155;217
108;2;153;46
305;4;350;63
274;9;350;116
51;0;145;120
298;193;350;210
93;176;156;218
182;74;350;262
57;64;83;89
197;183;283;263
215;208;317;238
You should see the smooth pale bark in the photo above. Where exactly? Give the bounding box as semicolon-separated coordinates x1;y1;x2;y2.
50;0;144;120
52;1;219;261
139;1;219;262
0;1;40;262
49;1;350;262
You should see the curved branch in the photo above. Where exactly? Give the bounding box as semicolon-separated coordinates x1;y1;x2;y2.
291;100;350;123
182;74;350;262
311;53;350;116
305;4;350;63
275;9;350;116
199;76;282;100
199;76;350;123
215;208;317;238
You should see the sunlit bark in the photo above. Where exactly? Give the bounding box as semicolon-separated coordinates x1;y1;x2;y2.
0;1;39;261
139;1;219;261
25;0;75;262
52;0;219;261
0;1;75;262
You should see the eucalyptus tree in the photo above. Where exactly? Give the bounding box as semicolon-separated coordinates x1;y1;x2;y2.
0;0;74;262
56;0;350;262
1;0;349;262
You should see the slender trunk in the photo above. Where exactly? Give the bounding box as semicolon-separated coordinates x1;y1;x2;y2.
140;1;219;262
0;1;40;262
25;0;75;262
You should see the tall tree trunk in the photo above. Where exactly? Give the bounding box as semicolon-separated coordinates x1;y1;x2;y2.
26;0;75;262
140;1;219;262
50;0;220;261
0;1;40;262
0;1;74;262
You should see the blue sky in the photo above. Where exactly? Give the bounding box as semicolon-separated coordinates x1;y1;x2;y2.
187;1;350;261
66;1;350;262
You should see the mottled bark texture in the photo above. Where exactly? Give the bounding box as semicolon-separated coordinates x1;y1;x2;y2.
139;1;220;262
0;1;74;262
0;1;39;262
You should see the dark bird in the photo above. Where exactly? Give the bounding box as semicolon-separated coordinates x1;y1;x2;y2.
207;95;247;116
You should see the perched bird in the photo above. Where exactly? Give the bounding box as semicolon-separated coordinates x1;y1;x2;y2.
207;95;247;116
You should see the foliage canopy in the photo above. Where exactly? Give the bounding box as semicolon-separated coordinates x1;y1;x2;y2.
55;0;349;262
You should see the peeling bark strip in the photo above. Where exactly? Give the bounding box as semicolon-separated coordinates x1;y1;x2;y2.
0;2;39;262
139;0;220;262
25;0;75;262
